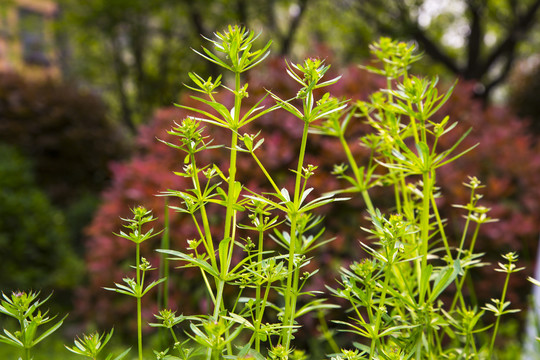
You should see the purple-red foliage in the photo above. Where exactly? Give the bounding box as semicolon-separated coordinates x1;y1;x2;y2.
0;72;130;206
82;58;540;332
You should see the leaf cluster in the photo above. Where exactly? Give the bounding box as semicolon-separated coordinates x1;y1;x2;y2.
0;291;65;359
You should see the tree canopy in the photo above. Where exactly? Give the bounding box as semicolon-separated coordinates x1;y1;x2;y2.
57;0;540;130
346;0;540;100
58;0;315;132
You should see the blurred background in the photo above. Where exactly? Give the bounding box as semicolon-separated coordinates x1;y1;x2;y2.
2;0;540;357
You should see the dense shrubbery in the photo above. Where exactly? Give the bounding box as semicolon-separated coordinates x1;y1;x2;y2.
0;144;82;292
0;73;131;207
83;55;540;342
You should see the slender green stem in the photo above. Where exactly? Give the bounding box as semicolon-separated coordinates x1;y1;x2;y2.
457;189;477;259
433;322;444;355
159;197;170;311
213;73;242;323
213;278;226;319
317;310;340;354
419;170;432;305
282;121;310;351
191;213;214;264
199;204;217;268
254;226;265;353
164;200;170;309
254;280;272;352
294;123;310;205
361;190;375;216
282;216;299;349
487;270;512;358
349;291;368;326
420;172;431;266
469;331;478;357
393;171;403;214
251;151;281;194
398;176;415;232
136;243;143;360
19;317;30;360
338;132;376;215
289;263;301;337
450;223;481;311
223;132;239;246
370;262;392;357
430;193;452;260
190;153;217;269
226;209;238;275
137;296;142;360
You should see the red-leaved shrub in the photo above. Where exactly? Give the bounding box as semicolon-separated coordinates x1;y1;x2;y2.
0;72;130;206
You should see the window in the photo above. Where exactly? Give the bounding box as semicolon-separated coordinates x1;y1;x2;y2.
18;7;50;66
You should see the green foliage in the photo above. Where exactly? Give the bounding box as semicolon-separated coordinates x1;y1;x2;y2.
153;29;523;359
65;329;131;360
105;206;165;360
58;0;289;130
0;293;129;360
0;73;129;295
0;291;65;360
320;38;521;359
0;144;82;292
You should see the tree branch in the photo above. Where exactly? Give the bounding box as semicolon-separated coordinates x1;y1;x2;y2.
109;34;135;133
182;0;211;38
482;44;516;100
128;15;148;122
479;0;540;76
236;0;248;27
356;0;462;75
465;0;483;78
263;0;278;34
410;25;462;75
279;0;310;56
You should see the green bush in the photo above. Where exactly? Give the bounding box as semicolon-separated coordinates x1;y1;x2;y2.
0;71;131;278
0;144;82;292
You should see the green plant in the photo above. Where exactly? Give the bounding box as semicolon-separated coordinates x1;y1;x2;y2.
115;27;518;359
104;206;165;360
151;25;351;359
324;38;524;359
0;143;82;292
84;51;540;338
151;30;527;359
5;26;529;360
65;329;130;360
0;291;65;360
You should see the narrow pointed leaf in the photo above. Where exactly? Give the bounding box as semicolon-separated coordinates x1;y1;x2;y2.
32;316;66;346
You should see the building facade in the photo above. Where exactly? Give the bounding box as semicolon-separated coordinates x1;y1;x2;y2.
0;0;59;78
